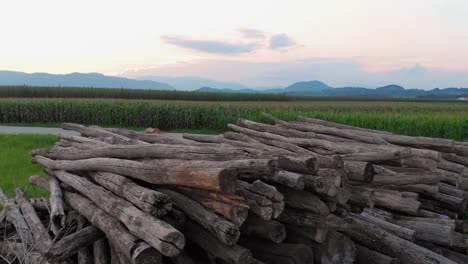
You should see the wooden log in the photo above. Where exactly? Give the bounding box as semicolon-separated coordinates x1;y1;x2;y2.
437;158;465;174
175;187;248;226
239;238;314;264
43;170;184;256
32;142;260;161
438;182;465;198
342;213;457;264
62;123;147;144
419;241;468;264
0;188;34;245
296;115;393;135
371;170;447;186
355;244;400;264
33;156;238;193
46;225;104;262
372;191;421;215
277;155;318;174
14;188;52;253
276;185;329;216
93;239;111;264
243;180;284;218
77;215;93;264
418;209;450;219
341;150;404;162
241;215;286;243
102;127;195;145
345;185;375;208
182;219;252;264
0;242;46;264
29;175;162;264
236;181;273;220
223;131;294;155
49;175;66;235
89;171;172;217
59;133;111;147
359;211;415;241
361;207;393;222
344;161;374;183
277;208;349;229
323;188;351;205
269;169;305;190
442;153;468;167
157;188;239;246
393;219;454;246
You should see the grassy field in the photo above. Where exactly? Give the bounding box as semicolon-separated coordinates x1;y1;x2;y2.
0;98;467;140
0;134;58;199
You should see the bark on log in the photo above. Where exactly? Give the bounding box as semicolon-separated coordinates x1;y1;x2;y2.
342;213;457;264
46;225;104;262
89;171;172;217
355;244;400;264
344;161;374;183
157;188;239;246
341;151;404;162
241;180;284;218
359;211;415;241
437;159;465;174
236;181;273;220
182;219;252;264
0;188;34;245
241;215;286;243
49;175;66;235
62;123;147;145
269;170;304;190
393;219;454;247
442;153;468;167
345;185;375;208
277;155;318;175
36;171;184;256
372;191;421;215
33;156;238;193
276;186;329;216
418;242;468;264
29;175;162;264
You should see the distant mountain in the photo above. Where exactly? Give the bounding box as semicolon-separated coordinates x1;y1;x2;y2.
136;76;253;91
0;71;174;90
196;87;258;94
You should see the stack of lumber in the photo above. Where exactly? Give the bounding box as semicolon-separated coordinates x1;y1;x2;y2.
1;114;468;264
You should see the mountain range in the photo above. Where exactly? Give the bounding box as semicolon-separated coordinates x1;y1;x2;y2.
1;71;467;98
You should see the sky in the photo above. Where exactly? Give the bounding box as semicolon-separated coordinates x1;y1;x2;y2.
1;0;468;89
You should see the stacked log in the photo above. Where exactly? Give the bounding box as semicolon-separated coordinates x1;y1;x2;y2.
0;114;467;264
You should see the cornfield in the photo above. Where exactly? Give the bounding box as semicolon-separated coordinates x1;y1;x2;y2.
0;98;467;140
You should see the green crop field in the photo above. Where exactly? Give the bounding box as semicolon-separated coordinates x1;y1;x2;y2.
0;98;467;140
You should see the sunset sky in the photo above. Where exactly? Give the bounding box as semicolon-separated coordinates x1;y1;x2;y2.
1;0;468;88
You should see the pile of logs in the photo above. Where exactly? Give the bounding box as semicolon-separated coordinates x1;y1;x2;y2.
1;113;468;264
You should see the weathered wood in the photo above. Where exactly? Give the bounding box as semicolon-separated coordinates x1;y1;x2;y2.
182;219;252;264
239;239;314;264
89;171;172;217
296;115;393;135
361;207;393;222
342;213;457;264
62;123;147;144
345;185;375;208
418;242;468;264
29;175;162;264
76;215;93;264
241;215;286;243
317;230;356;264
236;181;273;220
38;171;184;256
372;191;421;215
33;156;238;193
157;188;239;246
277;208;349;229
14;188;52;253
437;158;465;174
438;182;465;198
359;211;415;241
341;151;404;162
243;180;284;218
0;188;34;245
344;161;374;183
355;244;400;264
175;187;248;226
268;170;304;190
277;155;318;174
442;153;468;167
46;225;104;262
32;142;260;161
276;185;329;216
49;175;66;235
393;219;454;246
93;239;111;264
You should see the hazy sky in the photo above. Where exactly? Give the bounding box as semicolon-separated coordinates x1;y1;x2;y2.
1;0;468;88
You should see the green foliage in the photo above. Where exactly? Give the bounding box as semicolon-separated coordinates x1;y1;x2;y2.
0;98;467;140
0;134;58;199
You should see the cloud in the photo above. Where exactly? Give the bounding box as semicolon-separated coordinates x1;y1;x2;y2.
238;28;265;39
161;35;257;55
269;34;295;49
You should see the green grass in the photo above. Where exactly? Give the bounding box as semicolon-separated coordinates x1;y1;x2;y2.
0;134;58;199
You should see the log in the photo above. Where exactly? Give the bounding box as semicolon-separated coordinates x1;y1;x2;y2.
182;219;252;264
355;244;400;264
102;127;193;145
157;188;239;246
239;239;314;264
49;175;66;235
38;171;184;256
345;185;375;208
59;133;111;147
341;150;404;162
359;211;415;241
46;225;104;262
277;155;318;174
276;186;330;216
0;188;34;245
344;161;374;183
372;191;421;215
317;230;356;264
93;239;111;264
61;123;147;144
438;182;465;198
241;180;284;218
268;170;304;190
32;143;260;161
442;153;468;167
77;215;93;264
33;156;238;193
392;219;454;246
175;187;248;226
419;242;468;264
277;208;349;229
361;207;393;222
241;215;286;243
223;131;294;155
29;175;162;264
437;159;465;174
342;213;457;264
236;181;273;220
14;188;52;253
89;171;172;217
0;242;46;264
296;115;393;135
